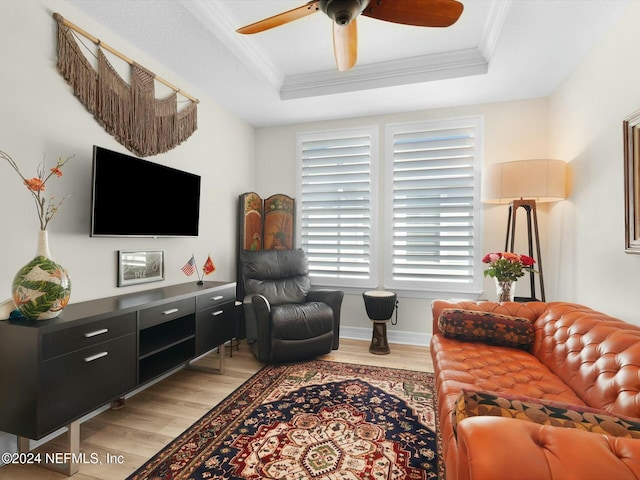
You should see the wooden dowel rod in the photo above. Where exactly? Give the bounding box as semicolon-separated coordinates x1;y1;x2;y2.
53;13;199;104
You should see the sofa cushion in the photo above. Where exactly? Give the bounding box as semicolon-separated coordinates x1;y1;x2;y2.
438;308;534;349
431;333;585;480
452;389;640;440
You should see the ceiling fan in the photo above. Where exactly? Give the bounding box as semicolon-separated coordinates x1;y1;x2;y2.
236;0;464;72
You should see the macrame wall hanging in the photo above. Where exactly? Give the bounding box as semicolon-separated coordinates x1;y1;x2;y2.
53;13;198;157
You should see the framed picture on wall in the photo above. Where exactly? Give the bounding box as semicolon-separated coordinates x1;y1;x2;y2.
624;109;640;253
118;250;165;286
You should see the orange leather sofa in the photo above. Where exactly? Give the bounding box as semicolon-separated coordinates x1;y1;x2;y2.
431;300;640;480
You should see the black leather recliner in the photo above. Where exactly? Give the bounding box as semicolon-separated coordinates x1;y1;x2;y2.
239;248;343;363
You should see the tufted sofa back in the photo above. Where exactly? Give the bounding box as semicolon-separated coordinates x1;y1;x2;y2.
532;302;640;418
432;300;640;417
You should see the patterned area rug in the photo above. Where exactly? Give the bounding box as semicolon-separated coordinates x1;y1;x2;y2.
128;360;438;480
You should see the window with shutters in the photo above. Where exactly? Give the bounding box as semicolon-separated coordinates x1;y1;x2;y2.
296;127;379;289
297;117;482;294
384;117;483;293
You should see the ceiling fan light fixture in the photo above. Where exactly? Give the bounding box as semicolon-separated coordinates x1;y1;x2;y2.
320;0;370;26
236;0;464;72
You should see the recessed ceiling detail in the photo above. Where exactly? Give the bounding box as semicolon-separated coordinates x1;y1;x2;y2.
280;48;487;99
69;0;634;127
183;0;504;100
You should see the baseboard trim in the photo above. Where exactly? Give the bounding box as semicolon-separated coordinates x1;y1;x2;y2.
340;326;431;347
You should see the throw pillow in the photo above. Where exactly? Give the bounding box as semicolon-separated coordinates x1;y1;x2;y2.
437;308;534;349
452;389;640;440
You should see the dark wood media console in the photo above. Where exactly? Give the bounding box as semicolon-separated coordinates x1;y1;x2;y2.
0;281;236;475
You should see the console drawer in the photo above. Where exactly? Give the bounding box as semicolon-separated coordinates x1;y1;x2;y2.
42;312;136;361
139;297;195;330
196;285;236;310
196;302;235;355
39;333;136;436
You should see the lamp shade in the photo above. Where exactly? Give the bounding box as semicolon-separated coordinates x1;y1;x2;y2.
482;159;567;204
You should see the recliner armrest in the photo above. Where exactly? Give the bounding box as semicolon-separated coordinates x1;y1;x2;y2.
308;289;344;350
243;294;272;362
308;289;343;310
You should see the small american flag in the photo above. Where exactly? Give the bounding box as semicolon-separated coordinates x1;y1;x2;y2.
181;255;196;276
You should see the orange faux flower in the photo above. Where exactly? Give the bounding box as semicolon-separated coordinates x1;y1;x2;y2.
501;252;519;261
2;150;73;230
24;177;45;192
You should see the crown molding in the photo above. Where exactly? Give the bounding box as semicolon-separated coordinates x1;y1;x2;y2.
280;48;488;100
179;0;284;88
279;0;511;100
181;0;509;101
479;0;511;61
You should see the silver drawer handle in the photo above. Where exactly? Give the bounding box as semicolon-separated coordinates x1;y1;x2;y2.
83;328;109;338
84;352;108;363
162;308;179;315
212;310;224;316
211;295;224;301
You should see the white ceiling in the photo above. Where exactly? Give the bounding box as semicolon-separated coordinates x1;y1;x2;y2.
66;0;633;128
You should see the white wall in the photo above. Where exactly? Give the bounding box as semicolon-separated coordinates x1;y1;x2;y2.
5;0;639;456
549;2;640;322
255;98;551;342
0;0;256;456
0;0;255;304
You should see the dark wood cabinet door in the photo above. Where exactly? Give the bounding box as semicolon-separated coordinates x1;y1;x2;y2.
39;334;137;437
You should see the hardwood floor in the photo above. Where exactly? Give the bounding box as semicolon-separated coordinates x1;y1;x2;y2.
0;339;432;480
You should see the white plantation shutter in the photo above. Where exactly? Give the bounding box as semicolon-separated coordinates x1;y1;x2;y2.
384;118;483;293
297;127;378;288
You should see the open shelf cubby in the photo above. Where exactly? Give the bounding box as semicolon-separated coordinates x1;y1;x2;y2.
139;314;196;359
139;337;196;384
138;313;196;383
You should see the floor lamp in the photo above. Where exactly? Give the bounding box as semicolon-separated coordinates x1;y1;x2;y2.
483;159;567;302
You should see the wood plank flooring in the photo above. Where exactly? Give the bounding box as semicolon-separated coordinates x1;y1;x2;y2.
0;339;432;480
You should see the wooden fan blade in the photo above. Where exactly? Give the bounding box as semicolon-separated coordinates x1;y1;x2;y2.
237;0;320;34
362;0;463;27
333;19;358;71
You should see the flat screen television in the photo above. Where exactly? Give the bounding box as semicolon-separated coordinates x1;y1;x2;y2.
91;146;201;237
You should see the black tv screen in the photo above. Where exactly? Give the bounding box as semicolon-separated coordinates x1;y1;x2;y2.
91;146;201;237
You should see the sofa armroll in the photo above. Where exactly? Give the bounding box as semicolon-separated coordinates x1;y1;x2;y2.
456;416;640;480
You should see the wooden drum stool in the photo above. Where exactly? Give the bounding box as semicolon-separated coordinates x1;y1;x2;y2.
363;290;398;355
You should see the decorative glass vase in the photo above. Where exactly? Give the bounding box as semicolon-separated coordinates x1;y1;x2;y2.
12;230;71;320
495;278;516;302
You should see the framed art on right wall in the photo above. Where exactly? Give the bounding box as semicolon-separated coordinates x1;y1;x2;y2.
624;109;640;253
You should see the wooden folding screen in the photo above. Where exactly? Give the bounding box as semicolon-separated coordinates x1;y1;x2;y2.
237;192;295;300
